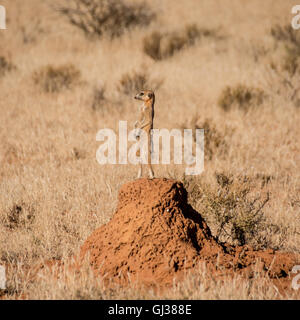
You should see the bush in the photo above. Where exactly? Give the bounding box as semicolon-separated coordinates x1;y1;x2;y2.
270;61;300;107
2;202;35;230
218;84;265;112
117;70;162;96
21;19;45;44
91;86;106;111
0;56;15;77
271;24;300;49
184;117;229;161
184;173;274;248
268;55;300;107
271;24;300;77
143;31;163;60
282;48;299;76
143;24;217;60
33;64;81;93
58;0;155;39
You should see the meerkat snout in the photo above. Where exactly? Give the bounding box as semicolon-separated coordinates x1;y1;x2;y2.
134;92;145;101
134;92;141;100
134;90;154;102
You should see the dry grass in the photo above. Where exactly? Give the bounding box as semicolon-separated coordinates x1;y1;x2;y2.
0;0;299;300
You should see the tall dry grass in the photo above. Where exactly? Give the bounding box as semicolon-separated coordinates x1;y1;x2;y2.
0;0;299;299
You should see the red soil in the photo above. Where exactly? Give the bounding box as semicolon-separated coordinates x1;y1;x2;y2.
80;178;299;291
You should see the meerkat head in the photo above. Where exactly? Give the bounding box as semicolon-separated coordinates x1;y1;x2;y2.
134;90;155;104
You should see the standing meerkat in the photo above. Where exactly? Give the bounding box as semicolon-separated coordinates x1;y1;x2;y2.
134;90;155;179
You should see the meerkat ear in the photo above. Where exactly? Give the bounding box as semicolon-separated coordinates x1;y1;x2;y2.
148;92;153;99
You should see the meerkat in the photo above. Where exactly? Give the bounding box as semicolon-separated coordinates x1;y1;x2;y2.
134;90;155;179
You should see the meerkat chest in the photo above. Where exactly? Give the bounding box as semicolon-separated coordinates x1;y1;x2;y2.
141;103;153;114
141;103;148;112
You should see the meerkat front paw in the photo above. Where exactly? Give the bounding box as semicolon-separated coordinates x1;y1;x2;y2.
134;128;142;139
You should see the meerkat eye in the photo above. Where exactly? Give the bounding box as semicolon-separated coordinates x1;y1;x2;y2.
140;92;144;96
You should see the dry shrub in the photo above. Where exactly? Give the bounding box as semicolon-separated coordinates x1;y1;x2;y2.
282;48;299;76
267;58;300;107
21;19;45;44
250;42;270;63
0;56;15;77
268;24;300;107
58;0;155;39
271;24;300;49
254;173;274;188
143;24;218;60
117;70;162;96
270;24;300;77
143;31;162;61
1;202;35;230
218;84;266;112
197;119;228;161
71;147;86;160
184;173;285;249
91;86;106;111
183;117;231;161
33;64;81;93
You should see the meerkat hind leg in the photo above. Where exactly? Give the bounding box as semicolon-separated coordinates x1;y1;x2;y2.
137;164;142;179
147;135;154;179
148;167;154;179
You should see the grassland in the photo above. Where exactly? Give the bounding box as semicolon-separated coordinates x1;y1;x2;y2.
0;0;299;299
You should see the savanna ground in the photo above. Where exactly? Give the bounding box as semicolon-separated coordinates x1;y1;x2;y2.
0;0;299;299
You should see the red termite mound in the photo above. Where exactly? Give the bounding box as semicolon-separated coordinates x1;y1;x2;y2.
80;178;299;288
